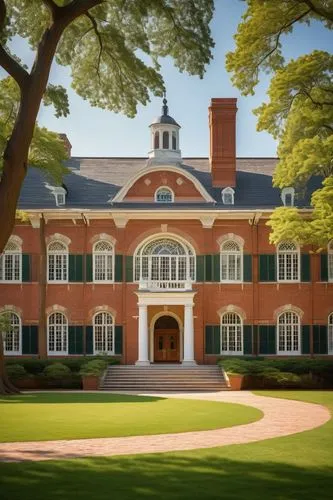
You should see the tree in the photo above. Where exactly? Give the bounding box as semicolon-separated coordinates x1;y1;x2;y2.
0;312;20;394
226;0;333;246
0;0;214;253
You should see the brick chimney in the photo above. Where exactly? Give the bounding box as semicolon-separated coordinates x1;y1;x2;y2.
209;98;237;187
59;133;72;158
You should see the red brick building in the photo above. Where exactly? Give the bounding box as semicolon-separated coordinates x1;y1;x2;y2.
1;98;332;364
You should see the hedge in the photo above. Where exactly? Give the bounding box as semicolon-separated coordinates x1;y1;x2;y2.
5;357;119;375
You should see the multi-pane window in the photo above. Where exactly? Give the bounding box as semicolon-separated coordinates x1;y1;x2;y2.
134;238;195;289
48;312;68;355
277;241;299;281
155;187;174;203
328;241;333;282
94;312;114;354
0;240;21;282
221;313;243;355
277;311;300;355
93;241;114;282
2;312;21;355
222;187;234;205
328;313;333;355
47;241;68;282
221;241;242;282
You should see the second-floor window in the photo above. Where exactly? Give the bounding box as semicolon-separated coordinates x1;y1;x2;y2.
221;240;242;282
0;240;22;282
93;241;114;282
277;241;299;282
48;241;68;282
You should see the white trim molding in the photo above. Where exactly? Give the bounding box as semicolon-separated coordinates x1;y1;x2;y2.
46;304;69;317
273;304;304;321
217;305;247;321
46;233;71;246
149;311;184;363
90;233;116;247
217;233;245;249
89;305;117;320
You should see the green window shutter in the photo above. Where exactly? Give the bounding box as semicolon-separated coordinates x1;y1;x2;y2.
125;256;133;282
86;326;94;355
196;255;205;282
115;325;123;355
69;255;83;282
213;325;221;354
243;255;252;282
301;254;311;282
320;254;328;281
213;254;220;282
259;325;276;354
86;254;93;282
115;255;123;282
204;255;212;282
301;325;311;354
205;325;220;354
68;326;83;355
22;254;31;282
22;326;38;355
313;325;328;354
259;255;276;281
243;325;253;355
252;325;258;356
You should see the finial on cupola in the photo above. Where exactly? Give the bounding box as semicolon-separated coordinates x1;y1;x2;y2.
162;91;169;116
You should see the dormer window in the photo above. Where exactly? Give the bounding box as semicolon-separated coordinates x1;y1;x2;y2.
281;187;295;207
222;187;234;205
155;187;174;203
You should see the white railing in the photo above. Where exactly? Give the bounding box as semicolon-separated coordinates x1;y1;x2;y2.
139;279;192;291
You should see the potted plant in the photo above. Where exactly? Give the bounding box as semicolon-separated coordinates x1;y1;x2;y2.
79;359;108;390
226;370;245;390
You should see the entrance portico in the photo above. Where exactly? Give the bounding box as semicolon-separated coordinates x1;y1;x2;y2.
135;291;196;366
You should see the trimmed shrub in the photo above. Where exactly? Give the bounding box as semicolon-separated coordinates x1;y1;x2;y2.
6;357;118;375
80;360;108;377
7;364;28;380
43;363;71;380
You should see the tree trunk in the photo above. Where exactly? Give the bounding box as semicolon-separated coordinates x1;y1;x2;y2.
0;338;20;395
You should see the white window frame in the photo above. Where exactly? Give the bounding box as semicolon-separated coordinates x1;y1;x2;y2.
277;241;300;282
277;311;300;356
93;241;114;283
47;241;69;283
53;187;66;207
220;240;243;283
155;186;174;203
93;312;114;355
2;312;22;355
220;312;243;355
281;187;295;207
328;313;333;355
222;187;235;205
0;240;22;283
328;241;333;282
47;312;68;356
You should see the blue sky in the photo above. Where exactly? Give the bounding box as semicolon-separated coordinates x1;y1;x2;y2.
10;1;333;158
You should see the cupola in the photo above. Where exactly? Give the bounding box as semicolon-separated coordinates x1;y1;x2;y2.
148;96;182;163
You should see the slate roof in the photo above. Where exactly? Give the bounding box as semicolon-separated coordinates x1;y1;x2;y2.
18;157;321;210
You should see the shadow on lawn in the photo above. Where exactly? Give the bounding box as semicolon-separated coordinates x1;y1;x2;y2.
1;454;332;500
0;393;164;404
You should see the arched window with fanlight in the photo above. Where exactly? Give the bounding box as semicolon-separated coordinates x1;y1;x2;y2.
328;313;333;355
277;311;300;355
155;187;174;203
328;241;333;282
220;240;242;282
93;312;114;355
2;312;21;355
134;237;195;290
277;241;300;282
47;240;68;282
93;240;114;282
221;312;243;355
0;239;22;282
47;312;68;355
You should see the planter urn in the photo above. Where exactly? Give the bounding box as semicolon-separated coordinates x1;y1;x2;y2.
227;374;244;391
82;375;100;390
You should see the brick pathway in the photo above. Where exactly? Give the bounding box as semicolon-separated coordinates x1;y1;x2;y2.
0;391;330;462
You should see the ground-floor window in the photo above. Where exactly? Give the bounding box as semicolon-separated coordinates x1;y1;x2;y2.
93;312;114;354
277;311;300;355
328;313;333;354
48;312;68;355
221;312;243;355
2;312;21;355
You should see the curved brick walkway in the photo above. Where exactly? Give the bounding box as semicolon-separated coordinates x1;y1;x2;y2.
0;391;330;462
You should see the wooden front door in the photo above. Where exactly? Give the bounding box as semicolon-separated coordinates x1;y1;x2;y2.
154;329;180;362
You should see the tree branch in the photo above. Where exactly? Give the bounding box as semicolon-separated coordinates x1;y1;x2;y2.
0;45;29;89
55;0;105;26
42;0;59;20
298;0;333;22
85;12;103;82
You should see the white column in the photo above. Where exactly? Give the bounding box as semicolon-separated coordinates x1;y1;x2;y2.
182;303;196;366
136;304;150;366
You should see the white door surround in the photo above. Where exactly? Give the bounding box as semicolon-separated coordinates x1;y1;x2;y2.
149;310;184;363
135;291;196;366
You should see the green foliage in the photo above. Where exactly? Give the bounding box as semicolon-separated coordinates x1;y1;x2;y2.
79;359;108;377
6;363;27;380
5;357;118;375
43;363;71;379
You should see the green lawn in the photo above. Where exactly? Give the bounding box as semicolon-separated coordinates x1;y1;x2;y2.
0;391;332;500
0;392;261;442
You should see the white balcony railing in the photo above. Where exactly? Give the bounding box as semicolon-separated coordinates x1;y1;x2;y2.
138;279;193;291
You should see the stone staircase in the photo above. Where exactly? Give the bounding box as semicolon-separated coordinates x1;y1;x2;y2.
100;364;229;392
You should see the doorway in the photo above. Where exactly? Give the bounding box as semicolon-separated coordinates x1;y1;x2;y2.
153;315;180;362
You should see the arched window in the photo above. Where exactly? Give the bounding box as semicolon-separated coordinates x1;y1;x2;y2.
93;312;114;355
48;312;68;355
328;241;333;282
2;312;21;355
277;241;299;281
328;313;333;355
221;312;243;355
47;241;68;282
0;240;22;282
93;241;114;282
277;311;300;355
172;131;177;150
134;237;195;290
154;131;159;149
163;131;169;149
221;240;242;282
222;187;234;205
155;187;174;203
